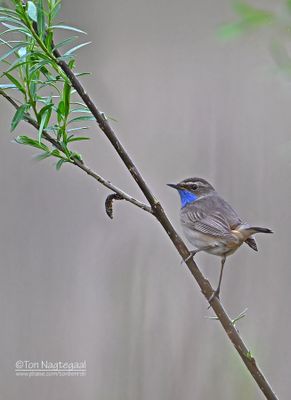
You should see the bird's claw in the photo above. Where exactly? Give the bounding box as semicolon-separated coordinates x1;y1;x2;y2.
180;250;198;264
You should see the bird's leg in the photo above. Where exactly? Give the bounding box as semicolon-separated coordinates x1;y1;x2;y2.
181;246;214;264
208;256;226;304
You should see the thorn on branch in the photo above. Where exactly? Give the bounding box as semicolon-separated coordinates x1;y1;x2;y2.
105;193;124;219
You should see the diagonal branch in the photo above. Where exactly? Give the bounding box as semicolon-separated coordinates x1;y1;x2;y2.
0;89;153;215
48;49;278;400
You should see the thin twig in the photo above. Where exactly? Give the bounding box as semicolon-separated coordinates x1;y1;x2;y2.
0;90;153;215
50;50;278;400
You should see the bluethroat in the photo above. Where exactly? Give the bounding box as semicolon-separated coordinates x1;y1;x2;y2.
168;177;272;302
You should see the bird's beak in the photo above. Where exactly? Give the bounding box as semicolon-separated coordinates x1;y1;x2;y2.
167;183;179;189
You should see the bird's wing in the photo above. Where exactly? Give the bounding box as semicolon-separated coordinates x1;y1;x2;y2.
181;208;233;238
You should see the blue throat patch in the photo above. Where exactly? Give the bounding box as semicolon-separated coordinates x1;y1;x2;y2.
178;189;198;208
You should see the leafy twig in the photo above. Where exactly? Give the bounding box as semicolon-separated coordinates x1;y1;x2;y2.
0;89;152;214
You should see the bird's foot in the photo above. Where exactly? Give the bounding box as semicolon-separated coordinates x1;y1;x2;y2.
207;289;220;309
181;250;198;264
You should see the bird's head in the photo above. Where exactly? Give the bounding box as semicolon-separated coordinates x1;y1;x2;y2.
167;177;215;208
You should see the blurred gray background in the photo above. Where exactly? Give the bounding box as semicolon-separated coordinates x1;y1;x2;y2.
0;0;290;399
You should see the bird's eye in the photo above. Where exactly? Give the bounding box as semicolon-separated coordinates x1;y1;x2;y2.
191;184;198;190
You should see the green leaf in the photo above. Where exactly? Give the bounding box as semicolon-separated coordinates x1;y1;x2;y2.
67;126;88;132
1;23;32;36
218;23;243;39
50;0;61;21
68;115;95;124
56;158;67;170
0;7;19;17
18;46;27;58
75;71;91;78
15;135;49;151
4;72;25;93
34;151;51;161
0;83;16;89
70;101;88;108
37;0;45;38
63;80;71;118
51;24;87;34
29;59;50;75
27;1;37;22
67;136;90;142
50;149;64;158
57;99;64;114
71;108;91;113
71;152;83;161
63;41;91;56
11;104;27;132
0;16;26;27
0;43;25;62
234;2;260;18
234;2;274;27
45;30;53;50
38;104;53;143
53;36;77;50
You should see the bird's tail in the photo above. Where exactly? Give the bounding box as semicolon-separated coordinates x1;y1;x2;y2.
247;227;273;234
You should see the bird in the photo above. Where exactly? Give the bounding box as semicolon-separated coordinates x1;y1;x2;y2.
167;177;272;302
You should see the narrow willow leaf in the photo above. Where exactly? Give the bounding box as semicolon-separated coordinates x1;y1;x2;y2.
67;136;90;142
0;37;13;49
57;100;65;124
70;102;88;107
4;72;25;93
218;23;243;39
63;41;91;56
71;152;82;161
4;59;29;74
27;1;37;22
0;16;27;27
71;108;91;113
37;0;45;38
11;104;27;131
234;2;266;18
1;23;32;36
15;135;49;151
50;1;61;21
0;7;19;17
50;149;64;158
34;151;51;161
53;36;77;50
75;72;91;77
45;30;53;50
29;59;50;75
38;112;47;143
38;105;53;143
0;43;25;62
0;27;21;38
18;46;27;57
56;158;67;170
67;126;88;132
51;24;87;34
38;103;53;119
68;115;95;124
63;80;71;118
233;2;274;27
0;83;16;89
